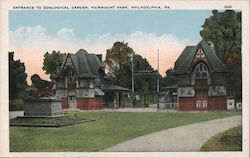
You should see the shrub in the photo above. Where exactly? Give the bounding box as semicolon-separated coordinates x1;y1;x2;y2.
9;99;24;111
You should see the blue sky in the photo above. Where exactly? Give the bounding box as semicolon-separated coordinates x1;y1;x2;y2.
9;10;213;42
9;10;214;83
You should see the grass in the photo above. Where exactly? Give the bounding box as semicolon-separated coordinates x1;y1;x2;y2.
10;111;240;152
200;126;242;151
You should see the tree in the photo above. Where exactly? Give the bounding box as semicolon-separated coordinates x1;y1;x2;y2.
42;51;67;80
161;68;177;88
9;52;27;100
200;10;242;89
105;41;134;85
200;10;241;65
116;54;157;93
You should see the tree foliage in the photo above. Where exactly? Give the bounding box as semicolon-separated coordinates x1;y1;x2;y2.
42;51;67;80
200;10;241;65
160;68;177;88
105;41;134;85
9;52;27;100
110;53;157;93
200;10;242;88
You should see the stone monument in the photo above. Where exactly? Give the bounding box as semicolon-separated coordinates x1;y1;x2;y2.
24;74;63;117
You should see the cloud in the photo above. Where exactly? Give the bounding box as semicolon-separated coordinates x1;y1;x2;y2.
56;27;75;40
9;25;194;84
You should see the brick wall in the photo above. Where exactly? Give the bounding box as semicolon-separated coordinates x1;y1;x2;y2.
178;96;226;111
208;96;227;110
77;97;103;110
178;97;196;111
61;97;68;109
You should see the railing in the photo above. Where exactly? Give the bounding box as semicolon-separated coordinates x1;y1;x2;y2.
195;100;207;108
159;103;178;109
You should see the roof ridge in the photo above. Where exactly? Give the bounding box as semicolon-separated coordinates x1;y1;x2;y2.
199;40;228;72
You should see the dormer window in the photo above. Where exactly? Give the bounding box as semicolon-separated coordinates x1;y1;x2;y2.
195;63;208;79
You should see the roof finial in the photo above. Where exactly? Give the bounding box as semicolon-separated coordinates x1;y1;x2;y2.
207;41;215;48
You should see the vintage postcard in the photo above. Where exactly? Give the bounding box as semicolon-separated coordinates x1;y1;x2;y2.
0;0;249;158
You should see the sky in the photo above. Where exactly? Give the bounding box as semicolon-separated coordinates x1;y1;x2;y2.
9;10;213;84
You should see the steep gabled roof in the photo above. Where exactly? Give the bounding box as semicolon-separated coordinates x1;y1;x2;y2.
173;40;228;74
58;49;104;79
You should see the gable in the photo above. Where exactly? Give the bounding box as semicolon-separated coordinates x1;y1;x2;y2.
65;57;73;66
173;40;228;75
195;48;206;59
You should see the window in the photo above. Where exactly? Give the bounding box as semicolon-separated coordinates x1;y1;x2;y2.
196;48;206;59
195;63;208;79
67;70;75;82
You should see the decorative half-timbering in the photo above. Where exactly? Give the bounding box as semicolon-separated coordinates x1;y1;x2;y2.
173;40;228;111
55;49;105;110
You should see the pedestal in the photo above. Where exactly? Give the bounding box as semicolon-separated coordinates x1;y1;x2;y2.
24;97;63;117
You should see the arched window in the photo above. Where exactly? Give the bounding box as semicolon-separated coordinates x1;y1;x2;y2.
195;63;208;79
66;69;75;82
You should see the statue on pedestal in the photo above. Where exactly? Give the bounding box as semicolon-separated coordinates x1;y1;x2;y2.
27;74;54;100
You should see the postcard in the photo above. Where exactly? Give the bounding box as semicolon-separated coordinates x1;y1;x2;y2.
0;0;249;158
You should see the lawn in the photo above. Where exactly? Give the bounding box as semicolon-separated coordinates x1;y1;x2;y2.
200;126;242;151
10;111;240;152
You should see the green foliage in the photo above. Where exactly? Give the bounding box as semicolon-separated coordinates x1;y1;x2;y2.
200;10;242;89
42;51;67;80
161;68;177;88
201;126;242;151
200;10;241;65
10;112;239;152
105;41;134;85
105;41;157;93
106;41;133;70
9;99;24;111
9;52;27;100
119;54;157;93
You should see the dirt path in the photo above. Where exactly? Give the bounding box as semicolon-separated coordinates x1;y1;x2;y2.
103;115;241;152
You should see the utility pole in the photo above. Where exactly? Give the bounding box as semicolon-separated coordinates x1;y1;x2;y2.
157;49;160;93
157;49;160;110
131;51;135;107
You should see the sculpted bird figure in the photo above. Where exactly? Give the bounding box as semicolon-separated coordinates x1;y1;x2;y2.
28;74;54;99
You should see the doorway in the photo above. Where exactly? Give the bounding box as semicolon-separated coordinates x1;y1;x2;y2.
68;95;76;108
195;90;208;109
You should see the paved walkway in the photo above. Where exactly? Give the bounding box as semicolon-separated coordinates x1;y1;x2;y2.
103;115;241;152
9;111;24;119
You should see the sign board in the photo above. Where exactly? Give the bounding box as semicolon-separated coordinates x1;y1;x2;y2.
208;86;226;96
134;70;158;76
178;87;195;97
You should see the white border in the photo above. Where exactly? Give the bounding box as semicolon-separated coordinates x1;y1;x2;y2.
0;0;249;158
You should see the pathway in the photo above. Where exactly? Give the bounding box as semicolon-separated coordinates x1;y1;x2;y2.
103;115;241;152
9;111;24;119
